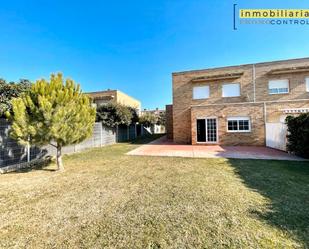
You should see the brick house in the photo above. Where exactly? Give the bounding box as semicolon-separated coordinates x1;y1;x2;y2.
171;58;309;149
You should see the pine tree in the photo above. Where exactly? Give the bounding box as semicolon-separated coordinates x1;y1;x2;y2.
9;73;96;171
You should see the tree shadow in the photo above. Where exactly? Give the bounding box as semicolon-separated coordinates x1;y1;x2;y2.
227;159;309;247
6;157;54;174
129;134;164;145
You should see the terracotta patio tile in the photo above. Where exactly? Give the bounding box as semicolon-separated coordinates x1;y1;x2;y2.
127;136;305;161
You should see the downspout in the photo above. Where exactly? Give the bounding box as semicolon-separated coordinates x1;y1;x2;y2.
252;64;256;102
254;64;268;145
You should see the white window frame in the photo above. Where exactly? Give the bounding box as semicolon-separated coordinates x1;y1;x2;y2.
222;83;240;97
227;117;251;133
193;85;210;100
268;79;289;95
306;77;309;92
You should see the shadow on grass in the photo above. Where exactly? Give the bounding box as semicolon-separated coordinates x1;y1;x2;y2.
228;159;309;247
118;134;164;145
8;157;54;174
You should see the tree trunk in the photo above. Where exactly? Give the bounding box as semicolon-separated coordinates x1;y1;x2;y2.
56;145;64;171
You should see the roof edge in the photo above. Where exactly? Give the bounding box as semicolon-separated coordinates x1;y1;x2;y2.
116;90;141;104
172;57;309;76
85;89;117;94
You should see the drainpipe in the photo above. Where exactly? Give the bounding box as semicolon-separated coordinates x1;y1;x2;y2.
252;64;256;102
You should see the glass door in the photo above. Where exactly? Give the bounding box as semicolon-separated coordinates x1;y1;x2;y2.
206;118;217;143
197;119;206;142
196;118;217;143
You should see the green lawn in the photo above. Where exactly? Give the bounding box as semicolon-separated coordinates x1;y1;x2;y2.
0;135;308;248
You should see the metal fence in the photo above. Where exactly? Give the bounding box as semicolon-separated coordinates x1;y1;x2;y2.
0;119;116;172
0;119;153;173
0;118;29;167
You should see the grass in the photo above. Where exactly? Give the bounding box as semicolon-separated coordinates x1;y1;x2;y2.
0;135;308;248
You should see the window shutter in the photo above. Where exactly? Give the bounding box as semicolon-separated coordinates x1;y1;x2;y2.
222;83;240;97
269;79;289;89
193;86;210;99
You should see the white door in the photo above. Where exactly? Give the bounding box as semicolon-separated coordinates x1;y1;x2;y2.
265;123;287;151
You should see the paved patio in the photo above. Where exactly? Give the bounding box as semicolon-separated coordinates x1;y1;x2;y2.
127;136;304;161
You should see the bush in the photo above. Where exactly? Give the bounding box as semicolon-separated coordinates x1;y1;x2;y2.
0;79;31;117
157;112;166;126
286;113;309;158
139;113;157;127
96;103;133;128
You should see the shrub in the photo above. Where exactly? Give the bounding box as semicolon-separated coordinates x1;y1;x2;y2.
139;113;157;127
0;79;31;117
286;113;309;158
157;112;166;126
96;103;133;128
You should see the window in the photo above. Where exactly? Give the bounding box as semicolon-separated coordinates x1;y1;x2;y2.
227;117;251;132
268;79;289;94
306;77;309;92
193;86;210;99
222;83;240;97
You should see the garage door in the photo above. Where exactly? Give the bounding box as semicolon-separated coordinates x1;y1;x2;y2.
265;123;287;151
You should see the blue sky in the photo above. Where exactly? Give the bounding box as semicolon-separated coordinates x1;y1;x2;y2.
1;0;309;109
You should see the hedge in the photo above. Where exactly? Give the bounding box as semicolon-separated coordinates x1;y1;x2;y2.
286;113;309;158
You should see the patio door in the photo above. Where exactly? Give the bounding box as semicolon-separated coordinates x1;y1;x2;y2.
196;118;218;143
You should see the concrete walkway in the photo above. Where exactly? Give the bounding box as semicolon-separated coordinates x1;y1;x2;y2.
127;136;304;161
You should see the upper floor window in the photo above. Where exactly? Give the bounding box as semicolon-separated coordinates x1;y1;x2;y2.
268;79;289;94
222;83;240;97
227;117;251;132
193;86;209;99
306;77;309;92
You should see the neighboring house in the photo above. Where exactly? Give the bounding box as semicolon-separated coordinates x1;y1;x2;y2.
141;108;166;134
171;57;309;150
86;89;143;141
87;89;141;113
141;108;165;116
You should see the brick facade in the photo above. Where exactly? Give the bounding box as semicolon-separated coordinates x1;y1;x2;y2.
172;58;309;145
191;103;265;145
